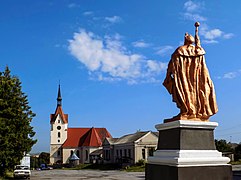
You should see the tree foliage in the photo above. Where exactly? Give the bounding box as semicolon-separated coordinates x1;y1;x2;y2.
234;144;241;161
215;139;233;152
0;66;37;175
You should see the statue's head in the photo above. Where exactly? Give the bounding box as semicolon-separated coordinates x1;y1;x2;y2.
184;33;195;45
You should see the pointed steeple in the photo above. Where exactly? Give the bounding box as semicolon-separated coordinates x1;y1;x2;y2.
50;83;68;124
57;84;62;106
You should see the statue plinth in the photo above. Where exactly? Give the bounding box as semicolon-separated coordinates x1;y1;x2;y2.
164;114;210;123
145;120;232;180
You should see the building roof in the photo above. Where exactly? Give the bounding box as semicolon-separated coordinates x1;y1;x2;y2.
90;149;103;156
107;131;158;145
69;153;79;160
62;127;112;148
50;106;68;124
114;131;149;144
105;138;119;145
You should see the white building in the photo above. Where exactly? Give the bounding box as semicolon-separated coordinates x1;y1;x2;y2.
102;131;158;165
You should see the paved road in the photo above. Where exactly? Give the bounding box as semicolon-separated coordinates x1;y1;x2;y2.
31;166;241;180
31;170;145;180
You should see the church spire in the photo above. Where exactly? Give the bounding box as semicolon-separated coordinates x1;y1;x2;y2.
57;84;62;106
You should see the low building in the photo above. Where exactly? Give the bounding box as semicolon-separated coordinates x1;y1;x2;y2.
102;131;158;165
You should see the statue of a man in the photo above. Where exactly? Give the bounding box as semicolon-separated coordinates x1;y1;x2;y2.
163;22;218;122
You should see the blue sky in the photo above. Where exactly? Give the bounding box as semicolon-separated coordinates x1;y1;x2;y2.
1;0;241;153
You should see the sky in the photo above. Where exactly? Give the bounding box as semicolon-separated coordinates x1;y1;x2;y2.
0;0;241;153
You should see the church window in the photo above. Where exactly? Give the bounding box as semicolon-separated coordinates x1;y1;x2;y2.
57;126;61;130
128;149;131;157
71;150;73;156
58;132;61;138
142;149;146;159
76;150;80;158
58;120;60;123
124;149;127;157
85;150;88;161
58;140;60;143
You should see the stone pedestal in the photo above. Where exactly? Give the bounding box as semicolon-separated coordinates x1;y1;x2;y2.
145;120;232;180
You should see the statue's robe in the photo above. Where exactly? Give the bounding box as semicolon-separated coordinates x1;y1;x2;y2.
163;44;218;120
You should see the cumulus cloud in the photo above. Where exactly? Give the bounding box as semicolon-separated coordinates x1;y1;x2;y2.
68;29;167;84
156;46;174;56
132;40;150;48
105;16;122;23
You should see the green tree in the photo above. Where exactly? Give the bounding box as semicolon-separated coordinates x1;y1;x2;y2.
0;66;37;176
215;139;233;152
234;144;241;161
38;152;50;165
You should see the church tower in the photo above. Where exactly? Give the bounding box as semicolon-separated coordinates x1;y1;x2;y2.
50;84;68;164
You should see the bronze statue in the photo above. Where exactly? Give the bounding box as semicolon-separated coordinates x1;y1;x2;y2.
163;22;218;122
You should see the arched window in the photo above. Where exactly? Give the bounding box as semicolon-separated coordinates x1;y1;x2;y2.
85;150;88;161
76;150;80;158
58;132;61;138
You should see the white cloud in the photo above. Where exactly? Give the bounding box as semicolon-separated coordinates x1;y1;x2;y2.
184;0;201;12
68;3;79;8
223;33;234;39
105;16;122;23
217;70;241;80
147;60;167;73
183;12;207;22
223;72;237;79
68;29;167;84
203;29;223;40
156;46;174;56
132;40;150;48
83;11;93;16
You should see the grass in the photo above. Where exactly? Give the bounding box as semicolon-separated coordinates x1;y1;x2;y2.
124;165;145;172
230;161;241;165
64;163;145;172
0;171;14;180
65;163;121;170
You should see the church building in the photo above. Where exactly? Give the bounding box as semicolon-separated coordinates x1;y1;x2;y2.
50;85;112;164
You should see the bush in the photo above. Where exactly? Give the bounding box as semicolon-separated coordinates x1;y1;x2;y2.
136;159;146;166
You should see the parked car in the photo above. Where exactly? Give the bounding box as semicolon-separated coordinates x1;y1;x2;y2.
40;164;53;170
14;165;31;179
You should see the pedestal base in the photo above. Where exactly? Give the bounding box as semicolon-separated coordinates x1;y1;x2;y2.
146;120;232;180
146;163;232;180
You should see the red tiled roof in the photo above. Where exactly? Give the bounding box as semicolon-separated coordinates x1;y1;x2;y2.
62;127;112;148
50;106;68;124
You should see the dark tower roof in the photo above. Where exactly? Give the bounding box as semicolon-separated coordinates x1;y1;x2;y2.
50;84;68;124
57;84;62;106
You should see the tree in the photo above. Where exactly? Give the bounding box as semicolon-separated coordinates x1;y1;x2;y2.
234;144;241;161
38;152;50;165
0;66;37;176
215;139;233;152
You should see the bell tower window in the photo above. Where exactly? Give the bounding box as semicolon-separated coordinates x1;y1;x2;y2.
58;132;61;138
